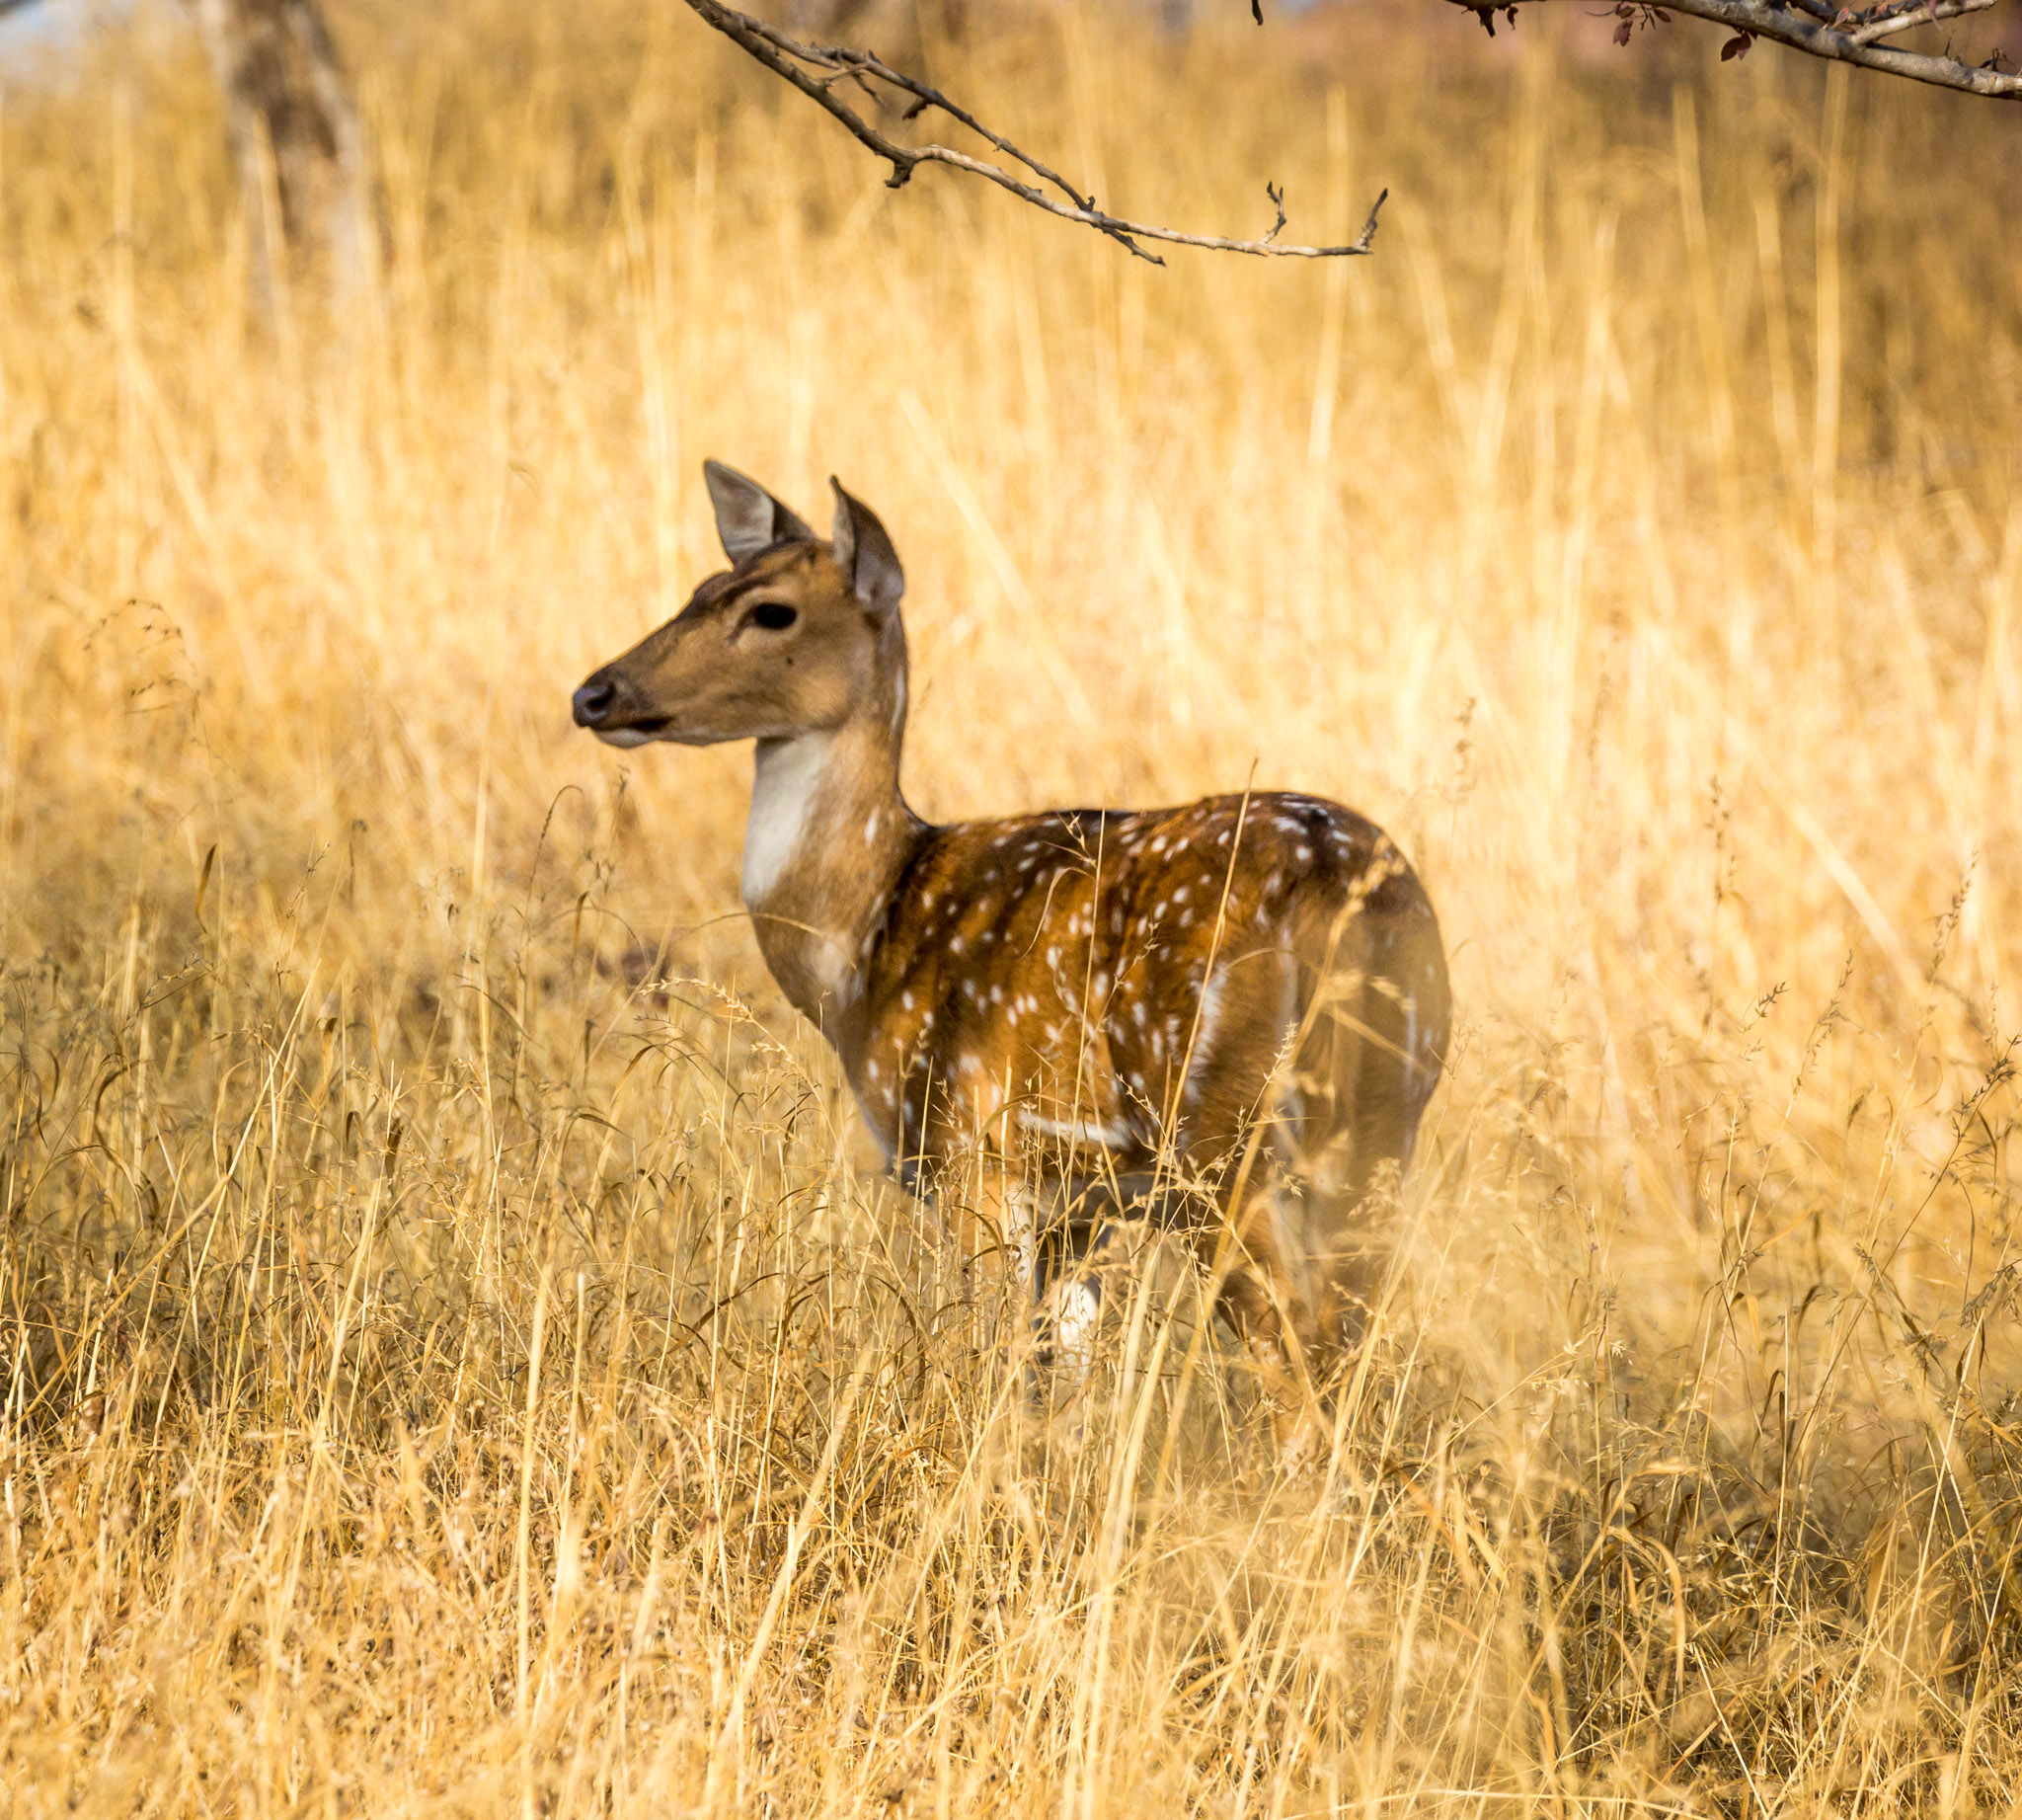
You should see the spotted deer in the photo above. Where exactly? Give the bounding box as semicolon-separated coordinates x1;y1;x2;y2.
573;462;1450;1452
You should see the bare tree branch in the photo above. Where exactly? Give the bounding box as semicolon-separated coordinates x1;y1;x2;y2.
1843;0;1997;47
1476;0;2022;100
679;0;1387;264
1654;0;2022;97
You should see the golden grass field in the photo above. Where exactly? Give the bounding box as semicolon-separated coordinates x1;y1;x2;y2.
3;0;2021;1810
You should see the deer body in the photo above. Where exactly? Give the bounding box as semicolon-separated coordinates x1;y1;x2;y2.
575;463;1450;1444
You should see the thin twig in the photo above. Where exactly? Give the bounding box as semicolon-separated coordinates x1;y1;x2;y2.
679;0;1388;263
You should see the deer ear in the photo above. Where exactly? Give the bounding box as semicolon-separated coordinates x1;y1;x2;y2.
829;479;904;618
703;460;815;562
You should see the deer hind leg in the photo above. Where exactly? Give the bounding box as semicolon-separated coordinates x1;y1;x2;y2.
1161;955;1332;1457
1287;910;1448;1362
1206;1177;1329;1459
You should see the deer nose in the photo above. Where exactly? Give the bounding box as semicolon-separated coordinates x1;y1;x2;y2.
573;675;618;727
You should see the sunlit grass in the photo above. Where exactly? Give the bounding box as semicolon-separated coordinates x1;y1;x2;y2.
2;1;2019;1811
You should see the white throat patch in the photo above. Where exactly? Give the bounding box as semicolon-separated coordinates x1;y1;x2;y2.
742;733;835;908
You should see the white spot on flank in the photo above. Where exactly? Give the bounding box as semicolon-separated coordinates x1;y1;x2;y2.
865;809;882;844
1017;1109;1133;1148
742;732;836;907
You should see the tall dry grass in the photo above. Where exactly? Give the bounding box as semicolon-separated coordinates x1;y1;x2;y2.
3;1;2021;1811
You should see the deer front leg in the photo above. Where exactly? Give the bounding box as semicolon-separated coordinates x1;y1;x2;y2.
992;1165;1112;1440
1029;1182;1106;1398
935;1151;1100;1417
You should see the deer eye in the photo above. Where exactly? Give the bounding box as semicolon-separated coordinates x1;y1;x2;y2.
744;601;799;633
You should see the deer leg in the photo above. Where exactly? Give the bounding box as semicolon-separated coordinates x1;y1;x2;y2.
969;1167;1101;1425
1034;1227;1102;1383
1301;1149;1404;1361
1029;1181;1114;1425
1204;1183;1327;1464
1283;917;1444;1370
1294;1002;1426;1364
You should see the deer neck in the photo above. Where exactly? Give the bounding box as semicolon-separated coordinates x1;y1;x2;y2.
741;707;919;1045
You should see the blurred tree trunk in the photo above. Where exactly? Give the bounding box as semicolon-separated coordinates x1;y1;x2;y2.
186;0;368;318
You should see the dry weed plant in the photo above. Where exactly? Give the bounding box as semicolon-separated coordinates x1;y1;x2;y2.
2;1;2020;1812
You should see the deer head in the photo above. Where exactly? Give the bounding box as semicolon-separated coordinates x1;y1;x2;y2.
571;461;907;750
